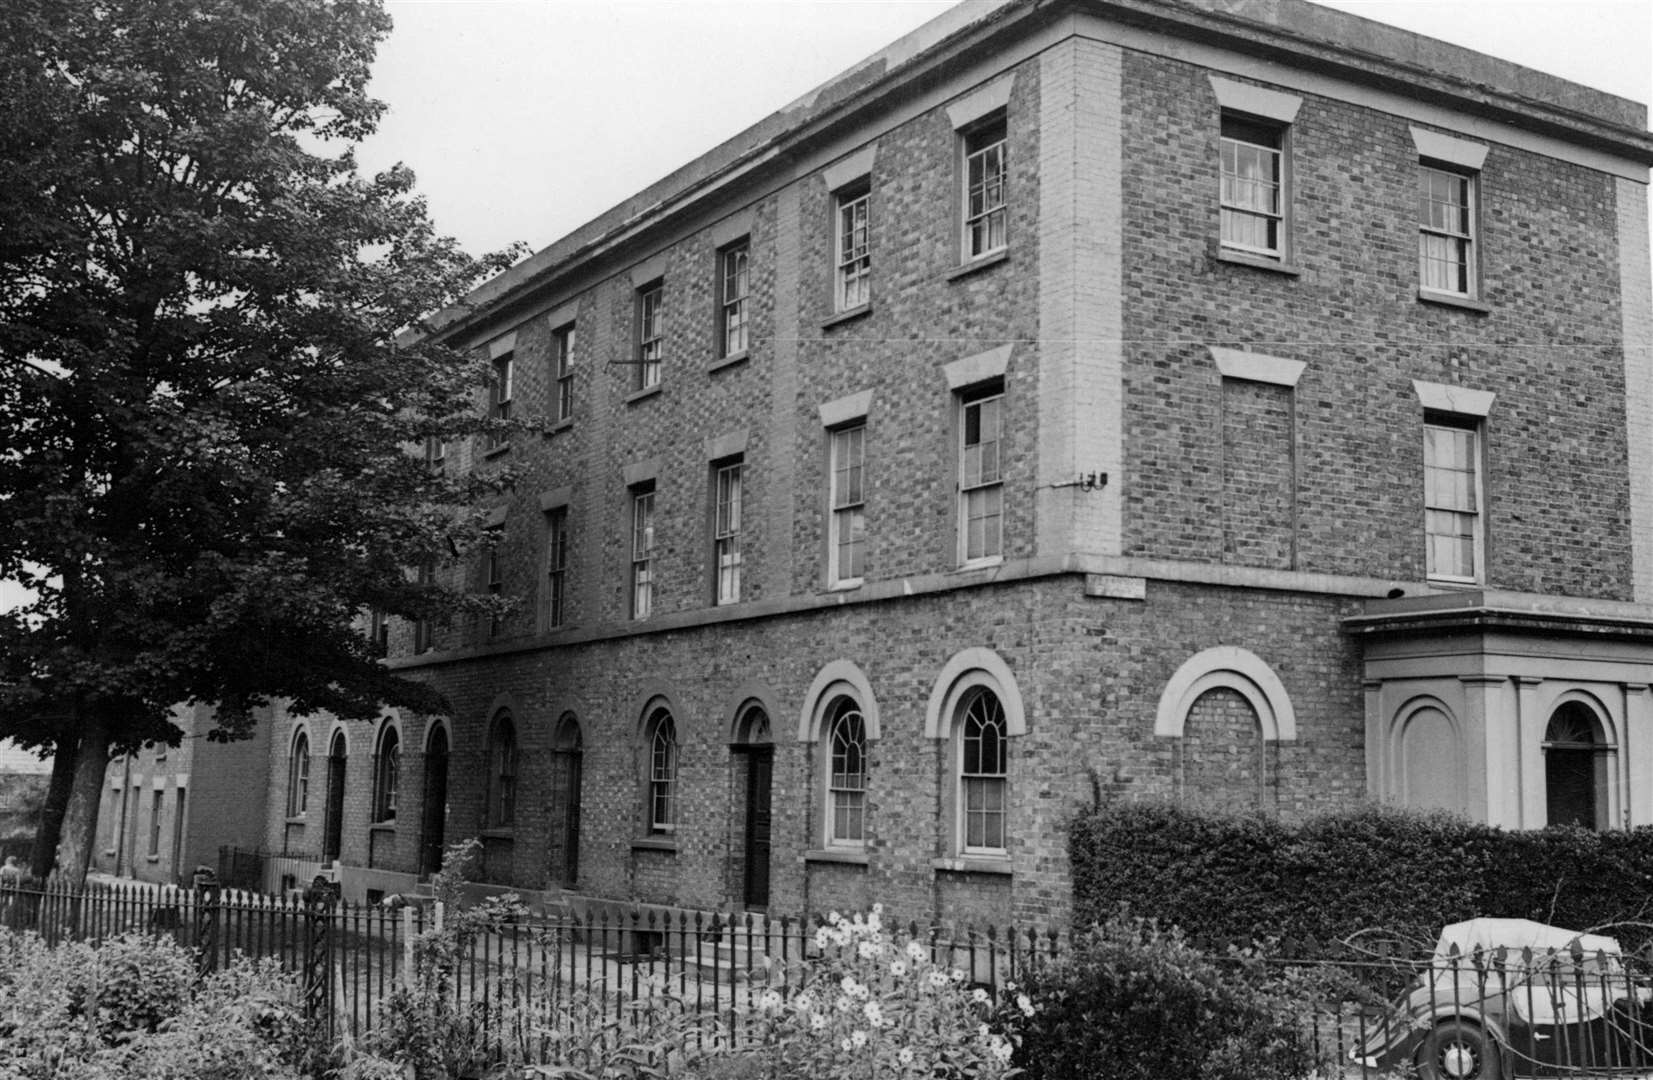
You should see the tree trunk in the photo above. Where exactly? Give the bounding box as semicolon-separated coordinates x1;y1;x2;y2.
30;739;79;881
53;710;112;888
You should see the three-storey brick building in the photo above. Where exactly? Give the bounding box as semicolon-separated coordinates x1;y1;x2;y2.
255;0;1651;921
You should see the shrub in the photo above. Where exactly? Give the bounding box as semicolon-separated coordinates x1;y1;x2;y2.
0;928;305;1080
1072;801;1653;955
997;915;1329;1080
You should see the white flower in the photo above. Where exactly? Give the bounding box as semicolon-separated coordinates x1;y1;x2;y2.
867;910;882;933
889;960;907;978
841;1037;854;1052
851;1029;868;1049
840;975;859;993
978;1023;990;1039
928;970;949;989
898;1047;915;1066
828;910;842;926
836;995;853;1013
858;939;882;960
990;1036;1013;1063
810;1012;827;1030
794;992;815;1013
905;940;926;962
862;1001;884;1026
833;927;852;948
1017;993;1035;1018
872;902;884;915
849;981;870;1000
815;928;831;950
971;987;990;1004
760;989;784;1013
951;968;966;982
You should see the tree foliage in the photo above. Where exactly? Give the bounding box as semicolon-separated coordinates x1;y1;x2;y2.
0;0;522;877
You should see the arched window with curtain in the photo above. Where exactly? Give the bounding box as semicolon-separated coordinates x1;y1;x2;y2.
958;688;1007;854
373;724;400;823
487;712;518;829
827;698;867;848
644;708;677;834
287;731;310;818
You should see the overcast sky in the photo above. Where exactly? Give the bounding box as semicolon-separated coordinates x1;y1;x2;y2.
356;0;1652;260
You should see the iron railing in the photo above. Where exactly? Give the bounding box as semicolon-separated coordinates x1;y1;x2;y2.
9;879;1653;1079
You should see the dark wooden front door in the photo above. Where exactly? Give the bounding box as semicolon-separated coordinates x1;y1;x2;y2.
743;749;773;910
323;741;346;864
420;729;448;876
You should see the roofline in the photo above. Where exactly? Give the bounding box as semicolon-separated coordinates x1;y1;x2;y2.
417;0;1653;348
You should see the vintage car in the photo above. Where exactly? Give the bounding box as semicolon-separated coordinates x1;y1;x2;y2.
1351;918;1653;1080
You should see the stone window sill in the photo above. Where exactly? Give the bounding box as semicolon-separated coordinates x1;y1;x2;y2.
545;418;573;436
709;350;749;373
821;304;871;330
931;856;1012;876
803;848;870;866
631;836;677;853
1215;249;1302;276
625;384;663;405
1418;288;1490;314
482;442;511;459
479;827;514;840
947;249;1009;282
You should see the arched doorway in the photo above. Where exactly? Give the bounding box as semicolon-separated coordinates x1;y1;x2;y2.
733;705;772;910
323;731;346;864
550;714;582;888
1544;702;1610;830
420;725;449;877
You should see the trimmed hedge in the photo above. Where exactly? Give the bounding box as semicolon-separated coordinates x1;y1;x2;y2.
1071;802;1653;956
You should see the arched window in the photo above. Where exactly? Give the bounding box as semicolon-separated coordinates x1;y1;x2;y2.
485;712;518;829
645;708;677;834
827;698;867;847
958;688;1007;854
1545;701;1611;831
287;731;310;818
373;724;400;823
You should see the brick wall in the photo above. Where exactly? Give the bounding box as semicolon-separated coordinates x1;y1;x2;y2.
1119;53;1634;598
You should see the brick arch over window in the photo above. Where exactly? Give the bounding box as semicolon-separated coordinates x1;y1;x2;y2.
721;683;781;744
1154;646;1295;742
798;660;881;742
925;648;1025;741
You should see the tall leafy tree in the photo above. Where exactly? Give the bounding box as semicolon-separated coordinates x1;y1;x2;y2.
0;0;520;883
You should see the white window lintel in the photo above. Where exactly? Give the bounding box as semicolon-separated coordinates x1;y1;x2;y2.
946;74;1015;130
544;300;578;329
704;428;748;462
487;330;518;359
538;486;573;513
942;344;1013;391
630;253;668;288
823;146;878;192
819;390;873;429
622;458;659;488
1411;127;1488;171
710;208;755;248
1209;76;1301;123
1413;380;1495;417
1209;346;1305;387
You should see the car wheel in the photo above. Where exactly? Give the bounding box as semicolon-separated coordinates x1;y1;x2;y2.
1417;1021;1502;1080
